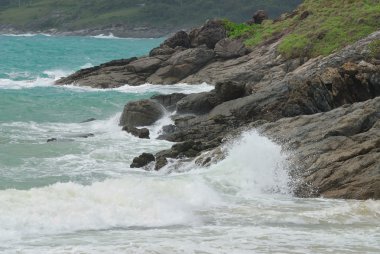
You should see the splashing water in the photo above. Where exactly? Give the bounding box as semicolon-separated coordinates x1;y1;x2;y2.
0;35;379;254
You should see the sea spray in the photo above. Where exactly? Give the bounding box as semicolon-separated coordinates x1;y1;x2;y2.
1;34;379;254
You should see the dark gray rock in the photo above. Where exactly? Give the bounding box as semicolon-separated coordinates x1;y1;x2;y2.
149;45;176;57
162;31;191;49
176;92;220;114
260;97;380;200
148;47;214;84
215;38;249;59
151;93;187;111
215;81;246;101
130;153;155;168
189;20;227;49
155;156;168;171
122;126;150;139
119;99;165;127
252;10;268;24
80;118;96;123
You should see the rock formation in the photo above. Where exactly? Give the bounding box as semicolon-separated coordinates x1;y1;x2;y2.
56;17;380;200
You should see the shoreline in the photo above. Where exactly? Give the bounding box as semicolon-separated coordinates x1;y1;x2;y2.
0;26;180;39
54;18;380;200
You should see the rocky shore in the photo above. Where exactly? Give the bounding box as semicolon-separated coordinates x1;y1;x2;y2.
56;18;380;200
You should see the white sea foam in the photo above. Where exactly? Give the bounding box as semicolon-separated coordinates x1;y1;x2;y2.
0;175;221;240
60;82;214;94
91;33;122;39
0;69;72;89
1;33;51;37
0;77;53;89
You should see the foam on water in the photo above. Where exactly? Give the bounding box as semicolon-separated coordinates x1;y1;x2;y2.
0;130;286;238
91;33;121;39
1;33;51;37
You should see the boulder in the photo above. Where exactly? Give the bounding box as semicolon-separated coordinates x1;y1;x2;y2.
122;126;150;139
148;47;214;84
176;92;221;114
189;20;227;49
151;93;187;111
155;156;168;171
149;45;176;57
214;38;249;59
119;99;165;127
162;31;191;49
252;10;268;24
215;81;246;101
126;57;162;73
130;153;155;168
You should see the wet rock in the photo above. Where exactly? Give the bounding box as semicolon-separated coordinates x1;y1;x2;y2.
119;99;165;127
173;115;196;128
151;93;187;111
155;156;168;171
260;97;380;200
130;153;155;168
80;118;96;123
214;38;249;59
74;133;95;138
162;124;177;134
47;138;57;143
56;57;137;87
122;126;150;139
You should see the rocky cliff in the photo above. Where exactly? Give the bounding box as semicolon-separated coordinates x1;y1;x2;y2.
56;16;380;200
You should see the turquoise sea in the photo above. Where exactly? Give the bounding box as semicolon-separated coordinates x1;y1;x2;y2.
0;34;379;254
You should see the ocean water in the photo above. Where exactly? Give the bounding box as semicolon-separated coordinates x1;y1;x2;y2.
0;34;379;254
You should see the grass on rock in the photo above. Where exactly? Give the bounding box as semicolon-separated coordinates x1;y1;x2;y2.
224;0;380;59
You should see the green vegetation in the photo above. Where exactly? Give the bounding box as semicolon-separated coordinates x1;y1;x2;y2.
369;40;380;58
0;0;301;31
224;0;380;58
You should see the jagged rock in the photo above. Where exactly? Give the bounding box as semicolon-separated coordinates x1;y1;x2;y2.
161;124;177;134
80;118;96;123
149;45;176;57
176;91;220;114
155;156;168;170
214;38;249;59
162;31;191;49
260;97;380;200
119;99;165;127
148;46;214;84
130;153;155;168
173;115;196;128
189;20;227;49
151;93;187;111
252;10;268;24
126;57;162;73
56;57;137;87
122;126;150;139
215;81;246;101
